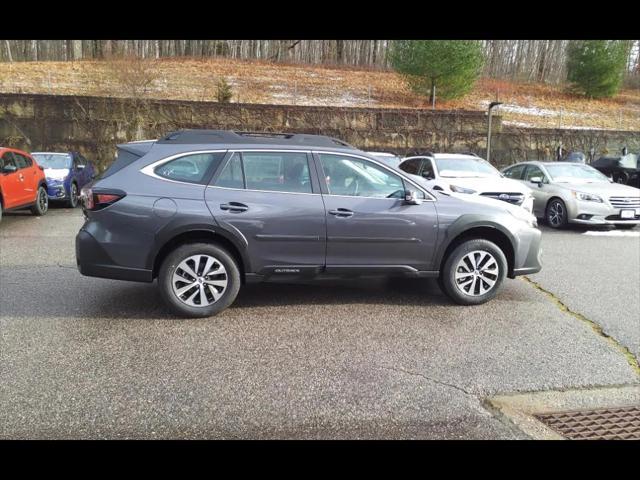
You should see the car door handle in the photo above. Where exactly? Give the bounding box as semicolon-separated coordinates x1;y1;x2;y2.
328;208;354;217
220;202;248;213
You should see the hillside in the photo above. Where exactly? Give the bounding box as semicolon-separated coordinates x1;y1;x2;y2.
1;58;639;131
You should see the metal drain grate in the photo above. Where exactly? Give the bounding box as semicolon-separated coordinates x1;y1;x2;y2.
534;406;640;440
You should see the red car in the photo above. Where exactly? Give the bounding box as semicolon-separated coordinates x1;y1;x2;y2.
0;147;49;222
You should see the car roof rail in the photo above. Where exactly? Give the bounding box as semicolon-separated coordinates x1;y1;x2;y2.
158;129;356;149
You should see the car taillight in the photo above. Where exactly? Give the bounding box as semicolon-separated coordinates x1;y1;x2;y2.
80;187;125;211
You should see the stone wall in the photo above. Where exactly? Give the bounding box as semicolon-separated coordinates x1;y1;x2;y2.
1;93;638;170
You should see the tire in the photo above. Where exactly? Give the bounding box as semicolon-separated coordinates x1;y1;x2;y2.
158;242;241;318
615;224;637;230
546;198;568;229
67;182;79;208
30;185;49;216
0;201;3;224
440;239;507;306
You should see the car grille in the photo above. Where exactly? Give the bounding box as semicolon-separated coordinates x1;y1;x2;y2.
609;196;640;209
480;192;525;205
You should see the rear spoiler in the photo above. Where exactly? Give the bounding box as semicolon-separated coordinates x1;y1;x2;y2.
100;141;156;179
116;140;156;157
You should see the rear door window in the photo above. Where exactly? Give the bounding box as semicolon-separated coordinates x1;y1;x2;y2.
155;152;225;184
1;152;17;169
504;164;526;179
242;152;312;193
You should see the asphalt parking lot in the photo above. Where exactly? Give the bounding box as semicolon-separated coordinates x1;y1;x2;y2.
0;207;638;439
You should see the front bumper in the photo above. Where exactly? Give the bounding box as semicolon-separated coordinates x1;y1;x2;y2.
510;225;542;278
46;182;68;200
568;200;640;226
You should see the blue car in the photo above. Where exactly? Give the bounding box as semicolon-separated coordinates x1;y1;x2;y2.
31;152;96;208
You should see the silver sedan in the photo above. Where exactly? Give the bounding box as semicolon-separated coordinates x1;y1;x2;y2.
502;161;640;229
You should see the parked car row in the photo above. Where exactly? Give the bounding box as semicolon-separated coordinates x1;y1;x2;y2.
370;151;640;230
0;147;96;222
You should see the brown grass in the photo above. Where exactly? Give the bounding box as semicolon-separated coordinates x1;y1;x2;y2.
0;58;638;130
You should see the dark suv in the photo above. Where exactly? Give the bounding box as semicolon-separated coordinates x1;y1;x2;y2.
76;130;542;317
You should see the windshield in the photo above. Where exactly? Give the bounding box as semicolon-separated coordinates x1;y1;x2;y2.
546;164;610;182
435;157;500;178
33;153;72;169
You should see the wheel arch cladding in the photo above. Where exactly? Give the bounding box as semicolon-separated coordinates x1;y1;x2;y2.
152;229;248;282
439;225;515;277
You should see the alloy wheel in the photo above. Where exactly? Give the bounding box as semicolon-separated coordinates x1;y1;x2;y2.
454;250;499;296
171;254;228;307
548;201;565;227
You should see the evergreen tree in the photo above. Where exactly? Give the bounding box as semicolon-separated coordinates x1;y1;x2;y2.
389;40;484;105
566;40;628;98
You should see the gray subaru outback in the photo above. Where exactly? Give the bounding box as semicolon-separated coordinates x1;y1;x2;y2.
76;130;542;317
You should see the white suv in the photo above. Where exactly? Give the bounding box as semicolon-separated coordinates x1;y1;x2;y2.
398;153;534;212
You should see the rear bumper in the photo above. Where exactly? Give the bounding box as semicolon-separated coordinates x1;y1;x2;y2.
76;229;153;282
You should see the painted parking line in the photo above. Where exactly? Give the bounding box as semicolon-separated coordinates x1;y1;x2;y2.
582;230;640;237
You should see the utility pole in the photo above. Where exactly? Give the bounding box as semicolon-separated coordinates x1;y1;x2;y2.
486;102;502;164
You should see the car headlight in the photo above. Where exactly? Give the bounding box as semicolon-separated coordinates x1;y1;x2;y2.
572;191;603;203
450;184;477;194
522;194;534;212
508;207;538;228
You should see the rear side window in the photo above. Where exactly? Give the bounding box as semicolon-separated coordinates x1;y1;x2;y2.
242;152;311;193
1;152;16;169
504;164;526;179
214;151;312;194
155;152;225;184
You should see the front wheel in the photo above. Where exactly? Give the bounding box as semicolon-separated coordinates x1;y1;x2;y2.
30;186;48;216
158;242;241;318
546;198;568;229
440;239;507;306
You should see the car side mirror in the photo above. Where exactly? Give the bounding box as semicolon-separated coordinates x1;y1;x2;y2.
421;172;434;180
529;176;543;186
1;165;17;174
404;190;422;205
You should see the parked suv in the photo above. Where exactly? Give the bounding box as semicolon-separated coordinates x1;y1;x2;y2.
398;153;535;212
76;130;542;317
0;147;49;222
32;151;96;207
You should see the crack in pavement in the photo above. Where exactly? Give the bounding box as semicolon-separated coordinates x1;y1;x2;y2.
379;365;476;398
523;276;640;377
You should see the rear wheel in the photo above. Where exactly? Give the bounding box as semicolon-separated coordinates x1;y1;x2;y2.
30;186;48;216
546;198;568;229
440;239;507;306
67;183;79;208
158;242;241;318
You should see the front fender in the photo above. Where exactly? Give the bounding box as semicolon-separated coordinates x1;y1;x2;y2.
433;213;519;270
